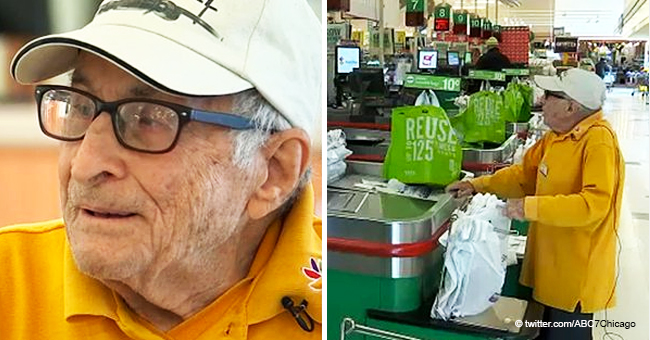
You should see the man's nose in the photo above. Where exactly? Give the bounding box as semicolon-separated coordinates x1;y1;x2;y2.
69;113;127;185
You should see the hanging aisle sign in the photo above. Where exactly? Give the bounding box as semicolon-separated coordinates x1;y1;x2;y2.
406;0;425;27
554;36;578;53
482;18;492;39
453;10;468;35
492;24;502;41
434;2;452;32
327;23;350;53
469;14;482;38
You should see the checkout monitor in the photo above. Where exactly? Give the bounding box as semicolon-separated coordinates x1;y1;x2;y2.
464;52;472;65
417;50;438;70
335;46;361;74
447;51;460;66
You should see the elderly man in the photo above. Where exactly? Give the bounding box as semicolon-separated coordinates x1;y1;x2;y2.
447;68;624;340
0;0;321;339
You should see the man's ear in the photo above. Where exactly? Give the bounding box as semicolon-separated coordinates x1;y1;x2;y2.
246;128;310;220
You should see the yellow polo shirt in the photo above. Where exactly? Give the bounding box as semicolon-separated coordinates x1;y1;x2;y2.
0;186;322;339
470;111;624;313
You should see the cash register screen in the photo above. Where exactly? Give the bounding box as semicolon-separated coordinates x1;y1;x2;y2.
418;50;438;70
336;46;361;74
447;51;460;66
465;52;473;64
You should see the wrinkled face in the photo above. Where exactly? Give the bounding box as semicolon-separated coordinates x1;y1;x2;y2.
541;91;575;134
60;53;262;281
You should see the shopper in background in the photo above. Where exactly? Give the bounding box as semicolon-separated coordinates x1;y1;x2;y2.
466;37;512;94
595;57;611;79
476;37;512;72
0;0;322;339
446;68;624;340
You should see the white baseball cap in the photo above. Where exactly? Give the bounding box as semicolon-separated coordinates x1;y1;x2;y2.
534;68;606;110
10;0;321;140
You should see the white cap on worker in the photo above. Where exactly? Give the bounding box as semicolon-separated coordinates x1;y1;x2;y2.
534;68;607;110
11;0;321;141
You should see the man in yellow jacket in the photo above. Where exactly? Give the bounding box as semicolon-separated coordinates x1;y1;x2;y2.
447;68;624;340
0;0;321;339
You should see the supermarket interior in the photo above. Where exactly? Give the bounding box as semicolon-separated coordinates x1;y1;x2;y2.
327;0;648;339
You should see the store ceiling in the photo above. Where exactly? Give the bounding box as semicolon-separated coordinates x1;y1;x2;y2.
447;0;625;40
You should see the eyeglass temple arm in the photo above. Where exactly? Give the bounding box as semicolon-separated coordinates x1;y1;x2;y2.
189;110;255;130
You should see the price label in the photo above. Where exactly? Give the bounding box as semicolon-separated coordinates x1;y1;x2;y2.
468;70;506;81
404;74;462;92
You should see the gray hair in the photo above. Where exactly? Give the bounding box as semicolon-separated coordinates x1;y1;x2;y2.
230;89;311;212
571;100;598;117
230;89;292;168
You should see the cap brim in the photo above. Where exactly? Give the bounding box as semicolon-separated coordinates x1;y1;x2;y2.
533;75;563;92
11;24;253;96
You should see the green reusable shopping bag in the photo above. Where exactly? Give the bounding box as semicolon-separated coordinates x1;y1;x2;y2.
463;91;506;144
383;105;462;186
516;84;533;122
502;84;524;123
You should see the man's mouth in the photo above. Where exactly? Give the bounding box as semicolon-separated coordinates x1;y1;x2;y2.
83;209;137;219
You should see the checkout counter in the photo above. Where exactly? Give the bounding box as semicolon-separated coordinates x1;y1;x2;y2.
328;49;541;339
327;152;541;340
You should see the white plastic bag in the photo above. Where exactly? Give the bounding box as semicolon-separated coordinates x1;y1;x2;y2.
326;129;352;165
327;129;353;183
431;194;510;320
327;161;347;182
415;89;441;107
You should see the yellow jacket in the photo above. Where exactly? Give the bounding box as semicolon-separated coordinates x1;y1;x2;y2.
470;111;624;313
0;186;322;339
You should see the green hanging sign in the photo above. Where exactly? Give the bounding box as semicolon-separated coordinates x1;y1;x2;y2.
406;0;424;12
404;73;462;92
433;3;452;31
470;16;482;28
482;19;492;31
453;11;468;24
434;3;452;19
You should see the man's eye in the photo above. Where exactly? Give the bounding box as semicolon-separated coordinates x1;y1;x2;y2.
72;104;93;117
135;114;160;127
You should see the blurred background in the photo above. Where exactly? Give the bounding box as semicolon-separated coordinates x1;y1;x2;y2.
0;0;101;226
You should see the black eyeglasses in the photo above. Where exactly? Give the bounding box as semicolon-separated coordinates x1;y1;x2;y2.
35;85;255;153
544;90;572;101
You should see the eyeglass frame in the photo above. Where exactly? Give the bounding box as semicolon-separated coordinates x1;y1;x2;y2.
34;85;256;154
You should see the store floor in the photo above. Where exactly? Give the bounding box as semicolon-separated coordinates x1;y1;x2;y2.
592;87;648;339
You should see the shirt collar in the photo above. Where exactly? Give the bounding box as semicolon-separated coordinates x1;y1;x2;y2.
63;239;117;321
552;110;604;141
245;184;322;325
